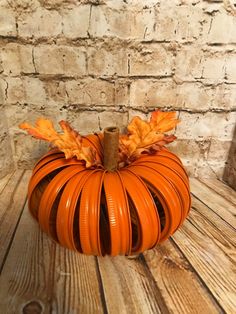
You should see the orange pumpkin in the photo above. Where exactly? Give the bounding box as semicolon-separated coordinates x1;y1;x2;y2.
20;112;191;256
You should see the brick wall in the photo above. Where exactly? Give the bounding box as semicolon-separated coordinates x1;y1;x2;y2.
0;0;236;181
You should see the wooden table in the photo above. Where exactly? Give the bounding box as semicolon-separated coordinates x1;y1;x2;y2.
0;170;235;314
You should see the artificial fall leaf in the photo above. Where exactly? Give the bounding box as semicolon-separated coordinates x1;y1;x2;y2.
118;111;179;166
150;111;180;132
19;118;98;168
19;119;58;141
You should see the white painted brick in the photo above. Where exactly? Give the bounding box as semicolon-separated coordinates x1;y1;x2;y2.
130;80;176;108
13;132;49;169
67;111;99;134
44;81;67;104
90;5;155;40
4;0;40;12
34;46;86;76
175;112;236;141
202;55;226;83
226;55;236;83
6;103;68;134
5;77;47;105
175;46;203;81
129;44;173;76
130;80;215;110
105;0;160;9
0;79;7;105
39;0;78;10
114;81;129;106
18;8;62;38
153;5;203;42
130;8;155;41
0;44;34;76
5;104;30;132
24;78;47;105
6;78;25;104
63;6;90;38
213;84;236;110
89;6;130;38
207;11;236;44
175;83;212;110
88;47;128;76
0;8;17;37
208;139;232;161
99;111;128;132
65;79;114;106
176;48;227;84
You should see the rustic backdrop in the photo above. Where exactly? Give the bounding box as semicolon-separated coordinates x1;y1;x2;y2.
0;0;236;184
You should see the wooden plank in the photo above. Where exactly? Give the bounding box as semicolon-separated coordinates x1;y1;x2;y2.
199;178;236;206
172;214;236;313
97;255;167;314
191;196;236;247
0;203;104;313
0;170;24;212
0;172;14;195
143;241;221;314
0;170;27;269
52;247;104;313
190;178;236;228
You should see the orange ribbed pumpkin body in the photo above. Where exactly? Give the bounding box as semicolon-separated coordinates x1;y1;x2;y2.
28;133;191;256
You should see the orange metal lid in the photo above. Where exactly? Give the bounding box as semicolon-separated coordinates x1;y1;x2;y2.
120;169;161;253
37;166;85;239
79;170;104;255
56;170;95;251
103;171;132;256
128;165;182;242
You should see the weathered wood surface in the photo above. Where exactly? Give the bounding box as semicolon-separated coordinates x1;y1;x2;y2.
0;174;235;314
97;255;166;314
0;172;13;195
190;178;236;228
0;201;105;314
172;210;236;312
199;178;236;206
143;241;221;314
0;170;30;270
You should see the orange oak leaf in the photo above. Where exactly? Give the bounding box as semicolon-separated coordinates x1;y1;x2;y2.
118;111;179;166
19;118;98;168
19;119;59;141
150;111;180;132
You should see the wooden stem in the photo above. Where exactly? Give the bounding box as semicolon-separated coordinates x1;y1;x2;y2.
103;126;119;171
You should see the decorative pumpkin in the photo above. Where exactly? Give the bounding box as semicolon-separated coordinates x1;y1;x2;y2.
20;111;191;256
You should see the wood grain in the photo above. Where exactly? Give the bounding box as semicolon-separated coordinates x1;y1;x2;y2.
0;170;29;270
143;241;221;314
172;213;236;313
97;255;167;314
0;203;55;313
190;178;236;228
0;172;14;195
199;178;236;206
0;173;235;313
0;203;104;314
52;247;105;313
191;197;236;247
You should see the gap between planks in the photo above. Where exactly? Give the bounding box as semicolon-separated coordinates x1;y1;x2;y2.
0;201;105;314
0;170;31;273
198;177;236;206
171;179;236;313
190;178;236;229
0;173;235;313
0;172;14;195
